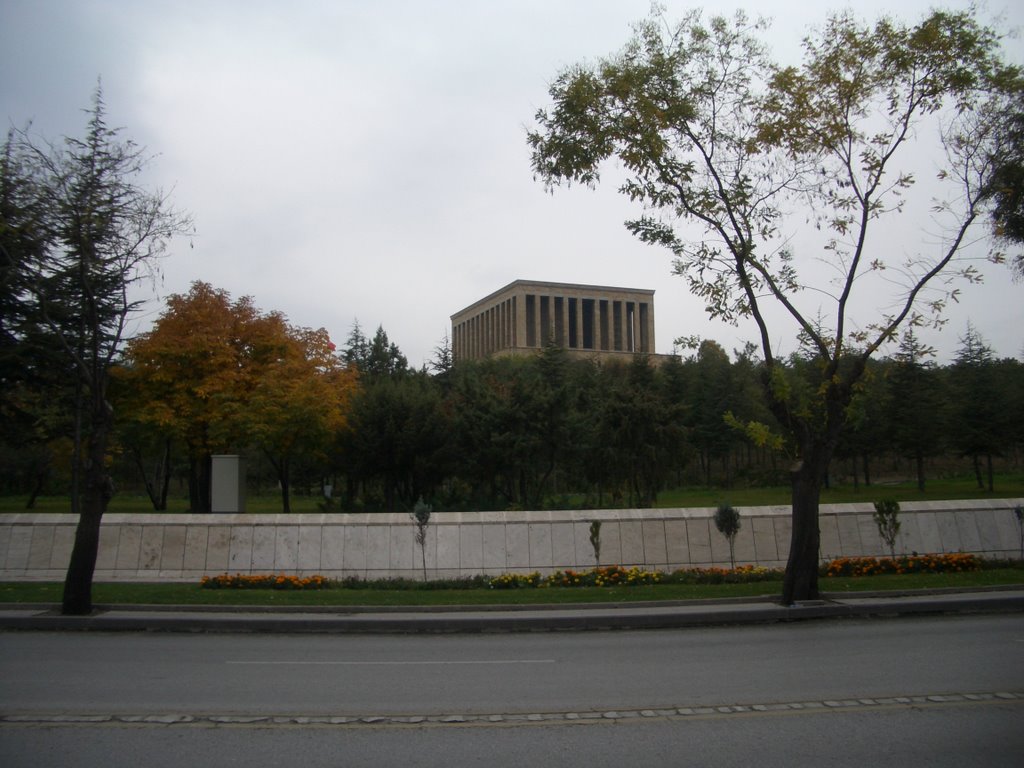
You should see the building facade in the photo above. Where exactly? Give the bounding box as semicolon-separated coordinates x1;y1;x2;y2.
451;280;656;363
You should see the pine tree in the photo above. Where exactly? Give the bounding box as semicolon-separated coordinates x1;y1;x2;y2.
3;88;190;614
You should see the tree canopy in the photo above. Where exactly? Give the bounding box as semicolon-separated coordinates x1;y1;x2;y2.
119;281;356;513
528;7;1023;602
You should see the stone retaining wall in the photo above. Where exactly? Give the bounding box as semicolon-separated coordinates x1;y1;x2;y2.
1;499;1020;582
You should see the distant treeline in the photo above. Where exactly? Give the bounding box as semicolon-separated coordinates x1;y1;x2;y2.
325;328;1023;512
3;303;1021;512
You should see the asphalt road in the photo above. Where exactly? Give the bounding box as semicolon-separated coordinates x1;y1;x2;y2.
2;614;1022;766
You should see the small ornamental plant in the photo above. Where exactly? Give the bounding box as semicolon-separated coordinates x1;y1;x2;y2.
873;499;901;559
589;520;602;564
411;497;432;582
714;503;741;569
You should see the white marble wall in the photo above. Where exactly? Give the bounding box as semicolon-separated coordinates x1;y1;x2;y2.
0;499;1021;582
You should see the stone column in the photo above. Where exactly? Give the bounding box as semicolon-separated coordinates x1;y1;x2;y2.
622;303;630;354
559;296;569;348
574;298;584;349
511;296;519;349
641;301;654;353
500;301;508;352
613;300;622;351
599;299;608;351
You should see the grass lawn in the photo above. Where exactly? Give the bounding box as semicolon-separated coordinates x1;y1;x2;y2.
2;472;1022;516
654;475;1024;508
2;569;1021;608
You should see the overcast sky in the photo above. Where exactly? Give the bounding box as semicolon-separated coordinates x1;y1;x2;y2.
2;0;1022;367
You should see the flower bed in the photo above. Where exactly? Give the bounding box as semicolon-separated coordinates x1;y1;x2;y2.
668;564;781;584
548;565;662;588
488;566;662;589
198;555;985;591
489;564;781;589
820;553;980;577
200;573;330;590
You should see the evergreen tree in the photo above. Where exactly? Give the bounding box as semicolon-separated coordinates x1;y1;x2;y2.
342;319;369;370
949;324;1002;490
365;325;409;378
2;89;190;614
886;330;944;491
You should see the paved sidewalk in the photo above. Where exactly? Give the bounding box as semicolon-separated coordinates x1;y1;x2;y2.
2;587;1022;634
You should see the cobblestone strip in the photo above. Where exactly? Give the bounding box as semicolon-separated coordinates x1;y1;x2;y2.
3;691;1020;728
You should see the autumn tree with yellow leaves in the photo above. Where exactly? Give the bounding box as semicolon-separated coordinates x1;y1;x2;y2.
117;282;356;513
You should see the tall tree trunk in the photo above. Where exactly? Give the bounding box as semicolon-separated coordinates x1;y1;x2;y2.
70;377;83;517
26;468;47;509
279;457;291;515
187;452;212;513
263;450;291;514
915;450;925;492
61;396;112;615
133;438;172;511
782;458;823;604
157;441;172;511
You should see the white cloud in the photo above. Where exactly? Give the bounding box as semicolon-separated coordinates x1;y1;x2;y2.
3;0;1022;366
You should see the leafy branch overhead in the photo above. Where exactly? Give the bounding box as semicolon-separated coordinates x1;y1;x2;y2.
529;8;1023;365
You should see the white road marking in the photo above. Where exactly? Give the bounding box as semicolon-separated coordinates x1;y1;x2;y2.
226;659;557;666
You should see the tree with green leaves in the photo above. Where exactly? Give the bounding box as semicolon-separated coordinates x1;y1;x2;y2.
984;91;1024;277
343;321;409;379
596;357;687;507
1;136;68;505
833;357;889;490
528;8;1022;603
340;371;448;512
686;340;740;486
1;88;190;614
885;330;944;492
948;323;1006;491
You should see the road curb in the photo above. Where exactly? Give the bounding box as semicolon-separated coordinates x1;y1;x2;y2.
1;590;1022;634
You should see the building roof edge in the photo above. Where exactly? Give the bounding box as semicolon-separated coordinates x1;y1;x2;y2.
451;279;656;320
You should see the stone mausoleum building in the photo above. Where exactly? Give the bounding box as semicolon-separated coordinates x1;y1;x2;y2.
451;280;657;363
